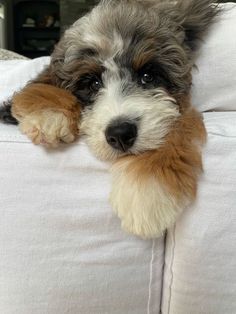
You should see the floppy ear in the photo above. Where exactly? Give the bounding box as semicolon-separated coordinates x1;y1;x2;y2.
0;29;82;142
10;36;81;143
10;83;80;147
176;0;220;51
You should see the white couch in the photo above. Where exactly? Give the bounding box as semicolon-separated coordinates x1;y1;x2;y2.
0;4;236;314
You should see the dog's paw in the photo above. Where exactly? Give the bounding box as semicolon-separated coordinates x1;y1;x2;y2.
110;159;184;239
19;110;78;147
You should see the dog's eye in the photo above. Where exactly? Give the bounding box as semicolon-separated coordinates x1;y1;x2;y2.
74;75;103;106
141;72;154;85
89;78;102;92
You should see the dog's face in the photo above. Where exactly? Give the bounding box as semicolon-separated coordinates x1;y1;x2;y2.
51;0;217;161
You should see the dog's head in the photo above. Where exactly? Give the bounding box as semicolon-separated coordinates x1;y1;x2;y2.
50;0;218;160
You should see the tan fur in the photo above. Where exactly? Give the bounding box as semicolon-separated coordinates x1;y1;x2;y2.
19;110;77;147
123;105;206;200
12;83;80;146
110;101;206;238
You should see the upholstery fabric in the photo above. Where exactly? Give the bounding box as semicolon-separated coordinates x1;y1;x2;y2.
0;57;50;105
192;3;236;111
162;112;236;314
0;124;164;314
0;48;29;60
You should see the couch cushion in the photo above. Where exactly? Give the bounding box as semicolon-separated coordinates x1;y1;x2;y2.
0;124;164;314
0;48;29;60
162;112;236;314
0;57;50;105
192;3;236;111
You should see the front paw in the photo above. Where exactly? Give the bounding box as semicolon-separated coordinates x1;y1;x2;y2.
19;110;78;148
110;160;184;239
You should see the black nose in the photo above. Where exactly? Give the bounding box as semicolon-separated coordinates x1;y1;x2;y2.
105;122;137;152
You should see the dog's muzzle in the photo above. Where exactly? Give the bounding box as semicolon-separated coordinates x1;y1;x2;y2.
105;122;137;152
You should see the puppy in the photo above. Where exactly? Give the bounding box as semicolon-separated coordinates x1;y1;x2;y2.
1;0;219;238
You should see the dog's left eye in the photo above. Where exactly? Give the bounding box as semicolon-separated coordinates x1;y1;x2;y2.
78;75;103;93
141;72;154;85
140;70;155;86
89;78;102;92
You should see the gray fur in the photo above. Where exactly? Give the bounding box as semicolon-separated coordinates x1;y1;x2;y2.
47;0;219;95
0;0;220;125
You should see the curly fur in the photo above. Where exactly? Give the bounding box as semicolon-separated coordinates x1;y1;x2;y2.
0;0;219;238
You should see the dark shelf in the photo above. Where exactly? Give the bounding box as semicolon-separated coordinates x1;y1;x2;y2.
19;49;49;53
17;27;60;31
18;50;50;58
13;0;60;58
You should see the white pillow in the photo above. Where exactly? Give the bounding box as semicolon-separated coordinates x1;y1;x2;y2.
0;57;50;104
192;3;236;111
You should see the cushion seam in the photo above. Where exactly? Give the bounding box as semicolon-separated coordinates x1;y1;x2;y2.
147;239;156;314
166;224;177;314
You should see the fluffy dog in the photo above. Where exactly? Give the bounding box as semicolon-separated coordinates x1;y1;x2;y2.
0;0;219;238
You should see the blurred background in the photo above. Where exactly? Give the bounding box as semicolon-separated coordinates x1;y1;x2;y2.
0;0;99;58
0;0;234;59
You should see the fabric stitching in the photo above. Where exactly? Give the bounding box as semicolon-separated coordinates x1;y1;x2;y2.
166;225;176;314
147;239;156;314
0;134;29;141
207;132;236;138
159;233;167;314
0;138;30;143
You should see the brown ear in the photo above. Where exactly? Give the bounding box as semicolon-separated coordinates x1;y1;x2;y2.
0;64;59;125
0;38;77;125
12;83;80;122
11;83;81;146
